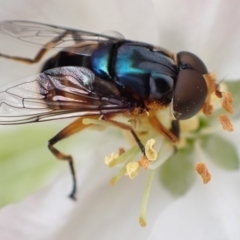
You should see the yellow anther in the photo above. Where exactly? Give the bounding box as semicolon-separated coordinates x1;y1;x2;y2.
145;139;157;161
110;176;118;186
105;152;119;166
125;162;140;179
139;217;147;227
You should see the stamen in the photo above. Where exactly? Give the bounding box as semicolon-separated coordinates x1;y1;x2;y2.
145;139;157;161
195;162;211;184
125;162;140;179
139;170;155;227
203;73;217;94
138;156;150;169
118;148;125;155
222;92;234;114
218;114;234;132
109;146;140;184
202;102;213;116
108;145;138;167
202;73;218;116
110;167;127;186
149;139;175;169
105;153;119;166
194;141;211;183
199;126;221;135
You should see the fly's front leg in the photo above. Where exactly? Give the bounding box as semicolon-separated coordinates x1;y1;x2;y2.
102;115;146;156
48;115;99;200
0;31;70;64
170;120;180;139
148;114;179;143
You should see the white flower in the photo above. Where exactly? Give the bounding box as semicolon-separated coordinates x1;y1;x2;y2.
0;0;240;239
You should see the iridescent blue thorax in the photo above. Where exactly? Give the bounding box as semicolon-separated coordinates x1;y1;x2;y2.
91;41;177;102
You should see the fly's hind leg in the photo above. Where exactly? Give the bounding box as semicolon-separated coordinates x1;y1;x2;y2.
48;115;99;200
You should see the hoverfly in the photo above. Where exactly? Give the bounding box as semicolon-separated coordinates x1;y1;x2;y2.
0;20;222;200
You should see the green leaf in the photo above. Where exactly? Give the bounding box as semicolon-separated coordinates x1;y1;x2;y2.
203;134;239;170
159;148;195;196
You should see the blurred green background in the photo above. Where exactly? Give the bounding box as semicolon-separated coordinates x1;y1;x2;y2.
0;121;71;207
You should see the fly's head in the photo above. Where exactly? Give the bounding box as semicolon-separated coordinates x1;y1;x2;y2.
170;51;222;120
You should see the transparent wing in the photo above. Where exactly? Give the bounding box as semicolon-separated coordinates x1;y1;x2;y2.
0;66;129;124
0;20;124;55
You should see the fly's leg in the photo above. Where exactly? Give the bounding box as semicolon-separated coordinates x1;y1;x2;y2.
170;120;180;139
102;115;146;156
0;31;71;64
48;115;99;200
148;114;179;143
103;115;179;156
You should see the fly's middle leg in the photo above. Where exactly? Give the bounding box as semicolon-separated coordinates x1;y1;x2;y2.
102;115;146;156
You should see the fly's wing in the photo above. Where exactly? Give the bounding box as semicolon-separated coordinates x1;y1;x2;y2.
0;20;124;56
0;66;129;124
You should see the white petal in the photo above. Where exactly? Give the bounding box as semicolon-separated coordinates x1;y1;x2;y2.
148;124;240;240
0;0;158;42
148;170;240;240
0;130;175;239
153;0;240;79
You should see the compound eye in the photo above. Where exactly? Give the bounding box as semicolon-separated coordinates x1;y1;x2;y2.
171;69;208;120
177;51;208;74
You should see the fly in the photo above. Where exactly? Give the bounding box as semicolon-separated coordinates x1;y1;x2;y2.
0;20;231;200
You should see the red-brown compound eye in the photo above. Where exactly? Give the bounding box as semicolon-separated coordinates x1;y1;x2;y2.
171;69;208;120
